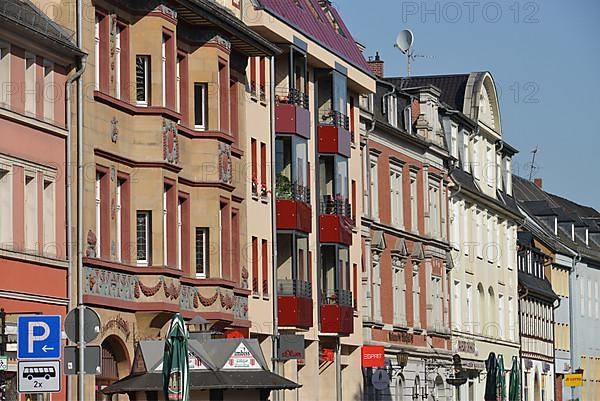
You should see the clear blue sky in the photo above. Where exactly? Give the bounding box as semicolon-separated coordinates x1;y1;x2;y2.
335;0;600;210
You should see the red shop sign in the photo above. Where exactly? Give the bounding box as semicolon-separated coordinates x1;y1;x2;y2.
361;346;385;368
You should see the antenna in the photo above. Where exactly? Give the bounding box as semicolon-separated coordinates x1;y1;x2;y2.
394;29;432;77
528;146;538;181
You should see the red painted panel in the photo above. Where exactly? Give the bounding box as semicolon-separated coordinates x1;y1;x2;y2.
319;215;352;246
275;104;311;139
276;200;312;233
0;258;67;299
320;304;353;334
318;125;351;157
278;295;313;328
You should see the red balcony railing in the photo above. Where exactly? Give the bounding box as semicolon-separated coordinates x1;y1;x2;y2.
320;288;353;334
278;279;313;328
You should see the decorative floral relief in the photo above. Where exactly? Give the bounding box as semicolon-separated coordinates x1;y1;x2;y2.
218;143;232;184
163;119;179;164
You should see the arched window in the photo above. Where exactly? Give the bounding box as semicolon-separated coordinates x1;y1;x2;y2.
477;284;485;334
395;375;405;401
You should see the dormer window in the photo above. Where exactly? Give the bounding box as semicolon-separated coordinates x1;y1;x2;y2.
318;0;346;36
387;95;398;127
450;123;458;159
504;157;512;195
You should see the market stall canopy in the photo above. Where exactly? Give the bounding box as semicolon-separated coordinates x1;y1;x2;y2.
103;338;299;394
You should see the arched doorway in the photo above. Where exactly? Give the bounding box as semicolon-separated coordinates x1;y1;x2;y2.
95;335;130;401
394;374;405;401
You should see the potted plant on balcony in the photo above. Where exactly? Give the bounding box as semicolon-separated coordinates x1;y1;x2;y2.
251;176;259;197
260;182;269;198
276;174;293;200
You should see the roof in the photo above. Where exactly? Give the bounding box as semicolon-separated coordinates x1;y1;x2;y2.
388;74;471;111
0;0;82;56
103;370;299;393
254;0;372;76
518;270;558;303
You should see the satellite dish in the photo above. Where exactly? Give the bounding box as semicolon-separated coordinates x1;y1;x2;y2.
395;29;413;54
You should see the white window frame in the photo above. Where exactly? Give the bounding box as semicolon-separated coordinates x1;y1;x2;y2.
162;35;166;107
43;60;54;122
42;177;55;257
177;198;182;270
116;179;122;262
453;280;461;329
0;41;11;106
372;253;381;322
194;83;207;130
387;95;398;127
462;132;470;172
115;26;121;99
95;173;101;257
196;227;208;278
24;173;38;252
369;154;379;220
136;211;151;266
392;263;406;327
24;52;36;115
412;266;420;328
94;15;100;91
136;55;149;106
163;187;168;266
0;163;13;246
389;163;403;228
176;55;181;112
450;123;458;159
466;283;473;333
410;171;418;233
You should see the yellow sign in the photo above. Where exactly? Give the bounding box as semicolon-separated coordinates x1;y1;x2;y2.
564;373;583;387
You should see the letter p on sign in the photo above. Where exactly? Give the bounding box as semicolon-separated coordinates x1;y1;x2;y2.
28;321;50;353
17;315;61;360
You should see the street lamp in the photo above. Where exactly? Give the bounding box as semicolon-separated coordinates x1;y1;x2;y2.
396;351;409;371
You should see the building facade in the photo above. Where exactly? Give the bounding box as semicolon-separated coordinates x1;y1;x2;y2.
395;73;522;401
517;231;558;401
359;67;455;400
0;1;82;399
245;1;376;399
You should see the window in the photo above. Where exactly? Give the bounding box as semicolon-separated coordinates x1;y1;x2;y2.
115;27;121;99
504;157;512;195
42;179;55;257
195;228;208;278
94;14;100;90
194;83;207;129
25;53;36;115
176;55;181;112
251;138;258;195
429;183;440;236
387;95;398;127
462;132;470;172
177;198;182;269
0;166;13;245
390;163;403;227
372;252;381;321
136;211;151;266
453;281;461;329
163;186;169;266
43;61;54;122
369;154;378;219
249;57;256;95
115;179;122;262
508;296;514;340
262;239;268;295
476;208;483;259
410;171;418;232
362;147;370;217
136;55;150;106
0;41;10;105
466;283;473;333
24;174;37;251
450;123;458;159
486;144;494;188
95;172;101;257
218;62;229;132
261;142;267;191
392;262;405;326
252;236;259;293
162;34;167;106
498;293;505;338
463;203;470;256
259;57;266;101
412;264;420;327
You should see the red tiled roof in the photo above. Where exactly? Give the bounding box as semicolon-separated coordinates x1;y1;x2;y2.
256;0;372;76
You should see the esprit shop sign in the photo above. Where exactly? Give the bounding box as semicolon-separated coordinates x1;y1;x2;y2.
361;346;385;368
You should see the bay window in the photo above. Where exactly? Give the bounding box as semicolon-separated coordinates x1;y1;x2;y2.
275;136;309;202
321;245;351;306
319;155;350;217
277;233;310;297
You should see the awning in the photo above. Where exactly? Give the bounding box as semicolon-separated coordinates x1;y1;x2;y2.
103;370;300;394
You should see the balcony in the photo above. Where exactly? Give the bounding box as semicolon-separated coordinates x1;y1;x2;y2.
318;110;351;157
275;88;310;139
276;180;311;233
320;289;353;334
319;196;353;245
277;279;313;329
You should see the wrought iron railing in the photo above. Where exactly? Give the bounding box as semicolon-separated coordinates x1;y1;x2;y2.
275;88;309;110
322;288;352;307
320;195;351;218
318;109;350;130
277;279;312;298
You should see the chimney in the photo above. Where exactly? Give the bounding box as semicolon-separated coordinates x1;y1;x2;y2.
367;52;384;78
534;178;543;189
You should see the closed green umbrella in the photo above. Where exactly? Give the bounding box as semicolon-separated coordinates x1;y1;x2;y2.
163;313;190;401
509;355;520;401
496;354;505;401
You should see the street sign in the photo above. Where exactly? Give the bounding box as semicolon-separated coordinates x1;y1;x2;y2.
0;356;7;371
565;373;583;387
64;307;101;344
17;316;61;360
17;360;61;393
64;345;102;375
371;368;390;390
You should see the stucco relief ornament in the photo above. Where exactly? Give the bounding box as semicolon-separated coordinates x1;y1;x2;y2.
218;143;232;184
111;117;119;143
163;119;179;164
86;230;97;257
109;14;117;84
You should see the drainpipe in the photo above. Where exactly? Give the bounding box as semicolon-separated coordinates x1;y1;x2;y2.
75;0;86;399
568;253;581;401
65;52;86;401
269;55;280;401
336;339;342;401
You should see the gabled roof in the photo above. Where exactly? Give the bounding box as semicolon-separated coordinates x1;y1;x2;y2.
0;0;83;56
254;0;372;76
518;271;558;303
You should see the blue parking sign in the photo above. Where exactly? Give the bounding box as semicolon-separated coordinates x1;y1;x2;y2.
17;315;62;360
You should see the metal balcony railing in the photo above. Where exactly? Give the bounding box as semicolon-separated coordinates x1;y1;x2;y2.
318;109;350;130
277;279;312;298
276;178;311;204
322;288;353;307
320;195;351;218
275;88;309;110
